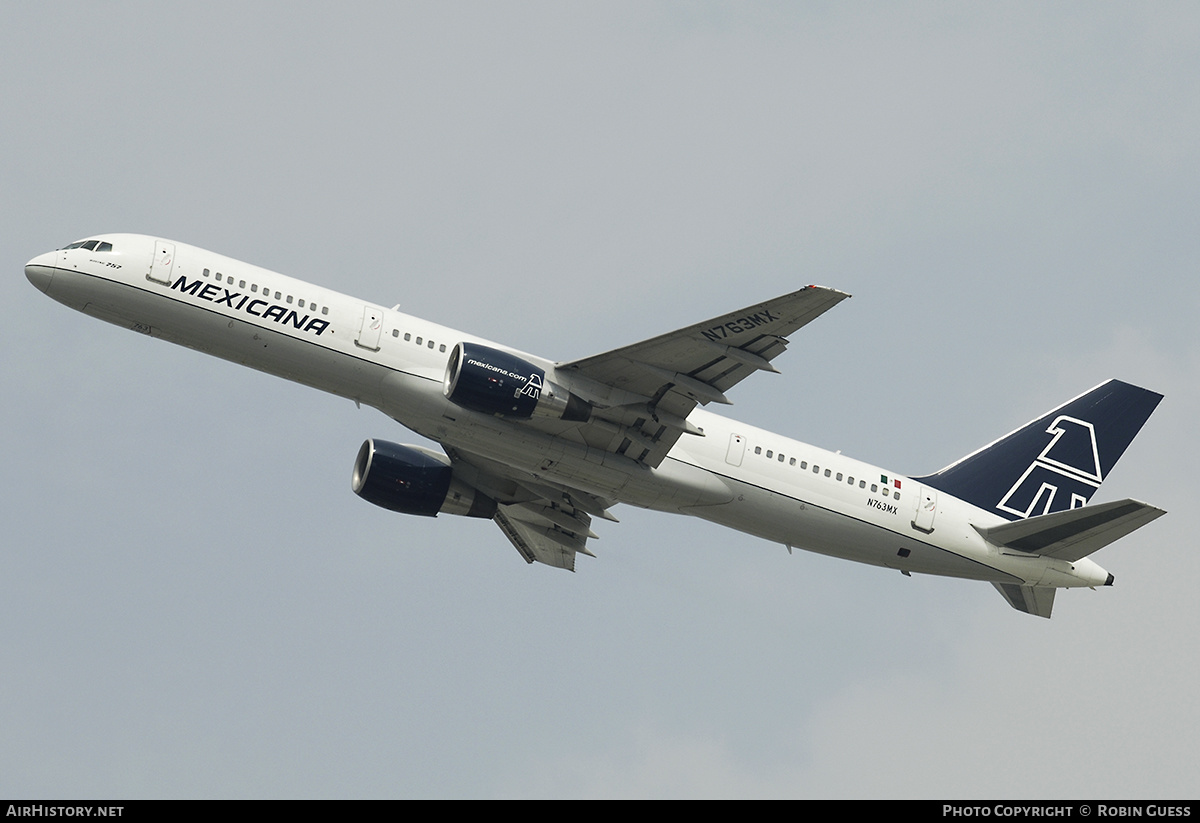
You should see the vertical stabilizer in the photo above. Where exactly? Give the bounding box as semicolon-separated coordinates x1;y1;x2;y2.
915;380;1162;521
993;583;1057;618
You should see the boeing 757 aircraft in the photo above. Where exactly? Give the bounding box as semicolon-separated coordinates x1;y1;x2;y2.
25;235;1165;617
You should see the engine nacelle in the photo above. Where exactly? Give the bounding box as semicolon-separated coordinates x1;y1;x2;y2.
443;341;590;421
351;439;496;518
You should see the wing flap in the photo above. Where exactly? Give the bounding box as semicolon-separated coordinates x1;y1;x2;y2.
505;501;599;540
494;504;595;571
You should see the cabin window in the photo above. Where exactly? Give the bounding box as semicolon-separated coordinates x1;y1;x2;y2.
824;469;831;478
203;269;210;277
439;344;446;353
789;458;796;466
836;472;843;481
766;450;773;458
427;340;434;349
778;454;785;462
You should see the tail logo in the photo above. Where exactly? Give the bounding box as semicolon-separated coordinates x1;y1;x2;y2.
997;415;1103;518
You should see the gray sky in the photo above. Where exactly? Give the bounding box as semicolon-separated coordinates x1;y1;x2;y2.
3;2;1197;798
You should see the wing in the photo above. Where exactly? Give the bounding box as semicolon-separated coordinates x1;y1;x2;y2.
443;445;614;571
558;285;849;468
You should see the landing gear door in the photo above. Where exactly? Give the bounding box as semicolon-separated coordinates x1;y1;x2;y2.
912;485;937;533
148;240;175;285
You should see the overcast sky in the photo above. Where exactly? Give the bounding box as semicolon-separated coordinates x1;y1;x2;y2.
3;2;1198;799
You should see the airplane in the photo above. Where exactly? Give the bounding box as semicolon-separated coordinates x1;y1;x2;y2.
25;234;1165;618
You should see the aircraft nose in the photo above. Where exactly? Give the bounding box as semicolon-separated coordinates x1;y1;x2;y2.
25;251;57;293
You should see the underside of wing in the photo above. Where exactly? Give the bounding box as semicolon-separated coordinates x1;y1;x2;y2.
495;504;594;571
557;285;849;467
443;446;614;572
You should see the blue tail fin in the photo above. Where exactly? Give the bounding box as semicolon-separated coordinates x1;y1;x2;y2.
914;379;1162;521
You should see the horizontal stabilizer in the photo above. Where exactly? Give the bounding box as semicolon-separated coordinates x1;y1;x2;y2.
993;583;1056;618
976;498;1165;562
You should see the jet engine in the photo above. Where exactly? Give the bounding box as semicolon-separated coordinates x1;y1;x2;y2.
351;439;496;518
443;342;590;422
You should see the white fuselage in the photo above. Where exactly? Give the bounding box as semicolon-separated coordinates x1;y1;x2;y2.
24;234;1111;590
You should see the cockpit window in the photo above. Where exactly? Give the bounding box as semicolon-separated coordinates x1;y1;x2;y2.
61;239;113;252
